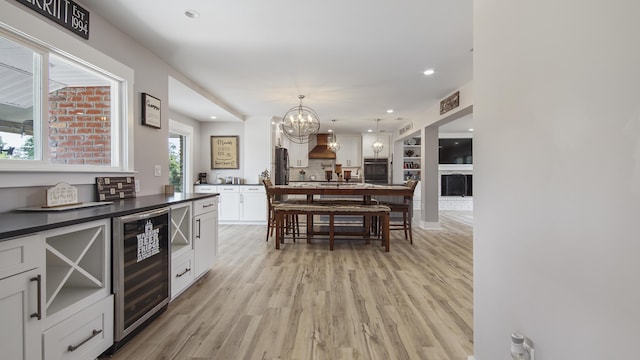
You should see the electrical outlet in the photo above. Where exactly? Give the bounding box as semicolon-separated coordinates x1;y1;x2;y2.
135;180;140;192
154;165;161;177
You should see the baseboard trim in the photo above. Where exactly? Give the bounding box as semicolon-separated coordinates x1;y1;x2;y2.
419;220;442;230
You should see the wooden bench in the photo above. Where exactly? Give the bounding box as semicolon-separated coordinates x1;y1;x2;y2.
273;203;391;251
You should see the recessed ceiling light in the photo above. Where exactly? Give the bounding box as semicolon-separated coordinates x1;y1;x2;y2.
271;121;276;125
387;109;394;114
469;128;474;132
423;69;435;76
210;116;217;119
367;129;373;133
328;129;333;133
185;10;200;19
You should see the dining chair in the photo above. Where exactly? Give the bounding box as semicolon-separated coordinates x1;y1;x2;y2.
262;179;299;242
379;180;418;244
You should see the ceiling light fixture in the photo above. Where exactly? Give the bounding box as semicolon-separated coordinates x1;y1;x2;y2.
185;10;200;19
210;116;217;119
328;119;340;152
387;109;394;114
281;95;320;144
423;69;435;76
372;119;384;157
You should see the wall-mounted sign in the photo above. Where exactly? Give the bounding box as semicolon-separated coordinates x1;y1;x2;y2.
142;93;161;129
440;91;460;115
211;136;239;169
399;123;414;136
16;0;90;39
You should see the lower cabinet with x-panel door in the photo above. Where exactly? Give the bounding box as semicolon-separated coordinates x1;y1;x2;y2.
170;202;194;300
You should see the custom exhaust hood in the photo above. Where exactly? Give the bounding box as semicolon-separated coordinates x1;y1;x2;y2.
308;134;336;159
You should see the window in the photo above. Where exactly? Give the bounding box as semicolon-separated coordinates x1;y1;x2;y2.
0;28;132;175
169;133;184;192
0;35;40;160
169;120;193;193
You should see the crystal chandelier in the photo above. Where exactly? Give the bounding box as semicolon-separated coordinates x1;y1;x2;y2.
372;119;384;156
328;119;340;152
281;95;321;144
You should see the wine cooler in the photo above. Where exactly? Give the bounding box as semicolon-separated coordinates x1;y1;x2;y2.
111;207;170;351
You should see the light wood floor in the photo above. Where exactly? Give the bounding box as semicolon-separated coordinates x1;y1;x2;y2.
107;213;473;360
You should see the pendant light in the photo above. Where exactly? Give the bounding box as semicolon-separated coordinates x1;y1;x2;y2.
281;95;321;144
372;119;384;156
328;119;340;152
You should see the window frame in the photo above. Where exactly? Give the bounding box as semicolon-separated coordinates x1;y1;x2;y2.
0;14;135;188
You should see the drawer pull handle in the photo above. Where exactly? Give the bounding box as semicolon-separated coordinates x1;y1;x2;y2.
202;203;214;208
177;268;191;277
68;329;102;352
29;275;42;320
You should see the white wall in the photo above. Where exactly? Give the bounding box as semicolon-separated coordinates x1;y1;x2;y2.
0;1;239;203
200;122;244;182
474;1;640;359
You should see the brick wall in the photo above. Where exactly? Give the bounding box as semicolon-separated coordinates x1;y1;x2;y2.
49;86;111;165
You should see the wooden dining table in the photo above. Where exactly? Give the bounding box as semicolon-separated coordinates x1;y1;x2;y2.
269;182;415;203
268;182;414;249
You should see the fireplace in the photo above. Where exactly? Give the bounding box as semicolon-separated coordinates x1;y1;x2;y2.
441;174;472;196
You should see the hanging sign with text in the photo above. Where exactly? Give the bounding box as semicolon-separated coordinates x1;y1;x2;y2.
16;0;90;39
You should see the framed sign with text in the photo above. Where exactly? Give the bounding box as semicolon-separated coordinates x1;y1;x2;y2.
142;93;161;129
211;136;239;169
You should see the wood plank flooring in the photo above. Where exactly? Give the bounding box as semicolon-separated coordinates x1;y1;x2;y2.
106;214;473;360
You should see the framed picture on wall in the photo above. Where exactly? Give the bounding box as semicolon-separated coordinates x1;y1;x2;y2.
211;136;239;169
142;93;161;128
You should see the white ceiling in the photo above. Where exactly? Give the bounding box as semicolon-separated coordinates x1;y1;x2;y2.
80;0;473;135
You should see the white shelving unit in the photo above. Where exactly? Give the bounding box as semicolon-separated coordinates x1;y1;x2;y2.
403;138;421;181
170;202;192;256
43;220;110;325
170;202;194;300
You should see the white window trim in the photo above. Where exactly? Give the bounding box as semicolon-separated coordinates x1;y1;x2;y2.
169;119;194;192
0;3;135;187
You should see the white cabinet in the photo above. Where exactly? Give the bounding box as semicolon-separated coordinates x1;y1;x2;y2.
42;295;113;360
193;185;217;193
0;235;43;360
336;134;362;167
362;133;390;158
193;197;219;278
194;186;266;224
41;220;113;359
170;203;193;300
171;251;194;299
217;186;241;222
240;186;267;222
288;138;309;167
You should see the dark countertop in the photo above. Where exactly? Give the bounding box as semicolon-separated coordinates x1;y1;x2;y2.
194;183;262;186
0;193;218;241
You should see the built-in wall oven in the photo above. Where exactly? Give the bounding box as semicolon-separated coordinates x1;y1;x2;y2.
111;207;170;352
363;158;389;184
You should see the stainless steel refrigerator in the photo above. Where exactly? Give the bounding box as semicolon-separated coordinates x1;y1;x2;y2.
274;147;289;185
